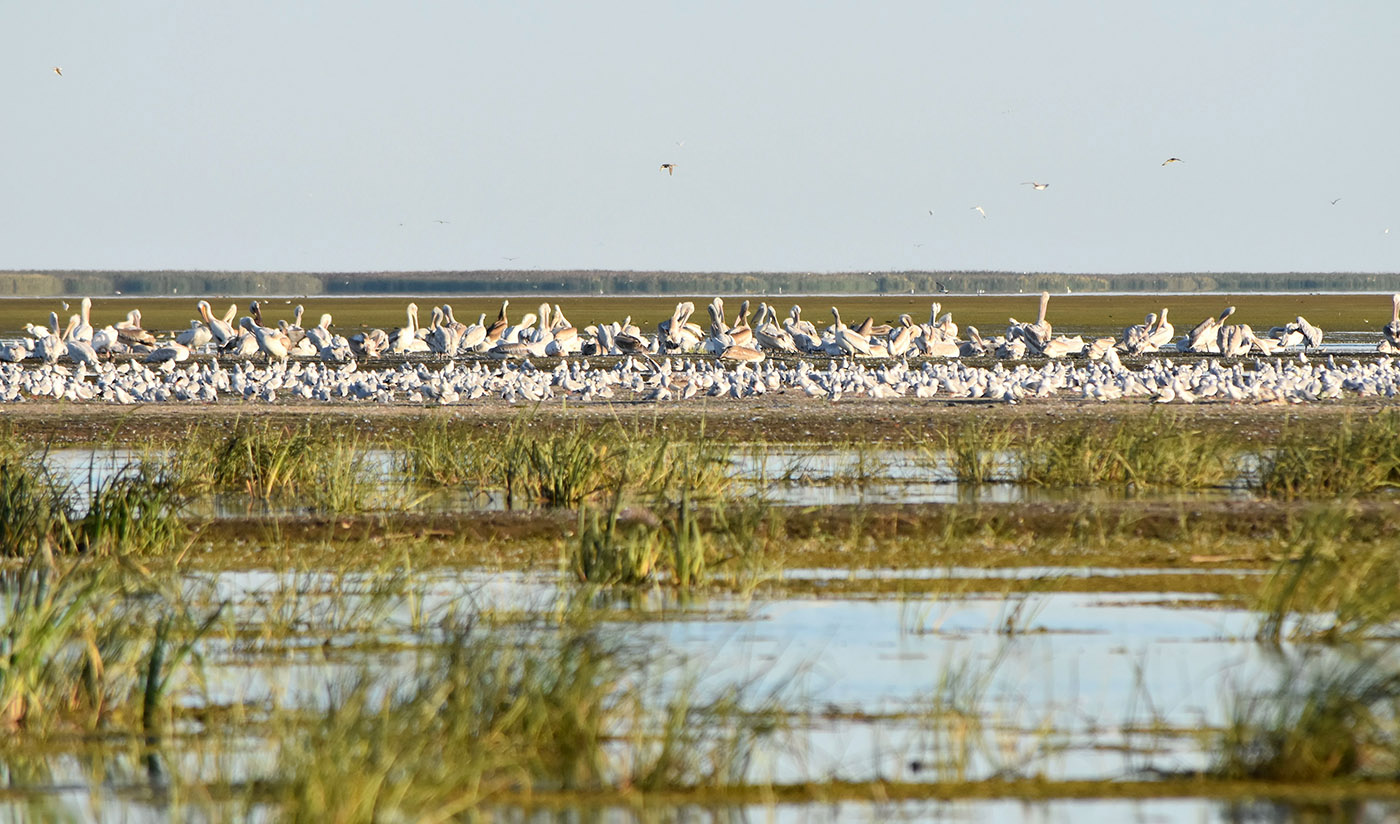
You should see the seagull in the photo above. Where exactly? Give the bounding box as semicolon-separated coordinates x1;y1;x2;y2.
502;256;520;261
1330;198;1342;205
52;66;62;77
1162;157;1183;165
660;163;677;175
432;219;450;224
971;205;987;218
936;281;949;293
1022;182;1049;190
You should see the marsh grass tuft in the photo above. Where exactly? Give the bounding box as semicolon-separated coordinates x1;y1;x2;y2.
169;420;388;511
918;425;1016;484
1255;503;1400;644
0;454;69;558
1259;411;1400;497
1217;655;1400;781
1;549;219;734
1018;412;1237;488
275;618;782;821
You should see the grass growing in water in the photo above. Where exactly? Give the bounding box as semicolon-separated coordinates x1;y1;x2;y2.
0;548;219;734
1217;654;1400;781
1259;411;1400;497
169;420;387;511
1254;503;1400;644
1018;412;1237;489
571;491;775;589
273;616;782;822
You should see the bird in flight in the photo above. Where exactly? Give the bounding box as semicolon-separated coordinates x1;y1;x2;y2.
502;256;520;261
971;205;987;218
1022;182;1049;190
1330;198;1342;206
1162;157;1183;165
432;219;450;224
52;66;62;77
660;163;677;175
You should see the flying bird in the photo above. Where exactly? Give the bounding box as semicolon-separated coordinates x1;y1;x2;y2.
52;66;62;77
971;205;987;218
1330;198;1342;205
660;163;677;175
1022;182;1049;190
1162;157;1183;165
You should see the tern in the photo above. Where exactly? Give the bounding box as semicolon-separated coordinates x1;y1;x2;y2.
1022;182;1049;190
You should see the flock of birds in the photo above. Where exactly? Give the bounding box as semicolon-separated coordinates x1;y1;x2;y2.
4;293;1400;406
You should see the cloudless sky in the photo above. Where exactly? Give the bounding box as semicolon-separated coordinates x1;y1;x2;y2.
3;2;1397;274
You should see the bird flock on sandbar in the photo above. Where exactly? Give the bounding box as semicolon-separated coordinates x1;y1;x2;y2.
3;293;1400;406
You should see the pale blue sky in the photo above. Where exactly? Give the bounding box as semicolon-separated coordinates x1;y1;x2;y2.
3;2;1397;274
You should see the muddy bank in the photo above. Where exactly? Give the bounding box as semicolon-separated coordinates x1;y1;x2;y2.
1;396;1392;444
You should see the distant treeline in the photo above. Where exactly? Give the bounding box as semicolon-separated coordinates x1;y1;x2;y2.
1;269;1397;297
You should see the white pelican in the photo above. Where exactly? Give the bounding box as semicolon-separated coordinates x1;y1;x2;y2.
144;341;191;364
1295;316;1323;348
72;297;93;343
1180;306;1234;353
1384;294;1400;350
1121;313;1157;355
62;316;99;366
241;316;289;363
1147;308;1175;350
830;307;872;356
196;300;234;346
176;320;213;349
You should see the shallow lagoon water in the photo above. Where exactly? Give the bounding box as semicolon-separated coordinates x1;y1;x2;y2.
5;439;1391;822
41;445;1260;517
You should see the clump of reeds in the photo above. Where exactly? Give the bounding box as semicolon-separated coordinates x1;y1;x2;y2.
1018;413;1237;489
169;421;386;512
0;455;69;558
397;417;734;507
1258;411;1400;497
75;465;188;558
571;494;664;587
571;490;775;589
1;453;191;559
1217;654;1400;781
1;548;219;735
923;425;1016;484
273;618;781;821
1254;503;1400;644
